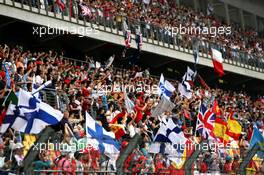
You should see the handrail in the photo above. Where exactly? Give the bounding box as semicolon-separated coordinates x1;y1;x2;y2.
0;0;263;73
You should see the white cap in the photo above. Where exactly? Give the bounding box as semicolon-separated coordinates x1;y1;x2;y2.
74;100;81;106
13;143;24;150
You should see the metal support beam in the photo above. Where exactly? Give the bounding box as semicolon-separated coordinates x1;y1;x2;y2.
116;134;142;175
153;60;176;69
0;20;17;29
253;14;258;31
82;43;107;53
224;3;230;25
193;0;199;12
184;140;205;175
231;77;252;87
239;9;245;30
23;127;55;174
240;143;262;175
38;34;61;43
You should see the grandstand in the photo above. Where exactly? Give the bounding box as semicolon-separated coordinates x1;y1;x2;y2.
0;0;263;174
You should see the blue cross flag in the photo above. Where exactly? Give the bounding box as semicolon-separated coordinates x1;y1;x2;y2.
158;73;175;99
85;112;120;155
0;89;63;134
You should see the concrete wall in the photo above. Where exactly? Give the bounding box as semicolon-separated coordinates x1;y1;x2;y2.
222;0;264;19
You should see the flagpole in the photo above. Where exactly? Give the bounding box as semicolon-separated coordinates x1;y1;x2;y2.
194;101;202;137
1;89;11;106
9;129;15;161
31;80;52;96
65;123;78;142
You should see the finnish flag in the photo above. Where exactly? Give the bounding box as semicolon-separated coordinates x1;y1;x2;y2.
158;74;175;99
85;112;120;155
2;89;63;134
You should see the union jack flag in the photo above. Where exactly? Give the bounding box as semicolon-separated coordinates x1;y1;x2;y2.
196;103;216;139
80;4;92;17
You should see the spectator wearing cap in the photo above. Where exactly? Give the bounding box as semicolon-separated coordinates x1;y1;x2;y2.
10;143;24;174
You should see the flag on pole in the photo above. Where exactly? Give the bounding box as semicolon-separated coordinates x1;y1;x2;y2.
212;100;221;117
178;82;192;99
105;55;115;68
211;48;224;77
80;3;92;17
154;118;187;144
149;118;187;169
0;91;18;133
195;103;216;140
124;93;134;114
95;61;101;68
124;30;131;48
226;112;242;140
178;67;196;99
109;124;126;140
55;0;66;11
32;77;52;101
0;89;63;134
85;112;120;155
250;124;264;158
158;74;175;99
207;3;214;15
213;117;230;144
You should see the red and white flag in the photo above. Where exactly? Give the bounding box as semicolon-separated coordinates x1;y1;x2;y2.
80;4;92;17
124;30;131;48
211;48;224;77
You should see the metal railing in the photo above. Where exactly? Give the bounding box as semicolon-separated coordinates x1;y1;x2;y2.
0;0;264;73
38;87;59;108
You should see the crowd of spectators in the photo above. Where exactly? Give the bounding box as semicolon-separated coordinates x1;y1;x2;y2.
0;43;263;174
17;0;264;65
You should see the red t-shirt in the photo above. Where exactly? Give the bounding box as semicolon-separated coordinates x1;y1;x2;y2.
155;161;165;173
82;87;89;97
224;163;232;173
0;71;5;80
200;162;208;173
0;109;7;125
